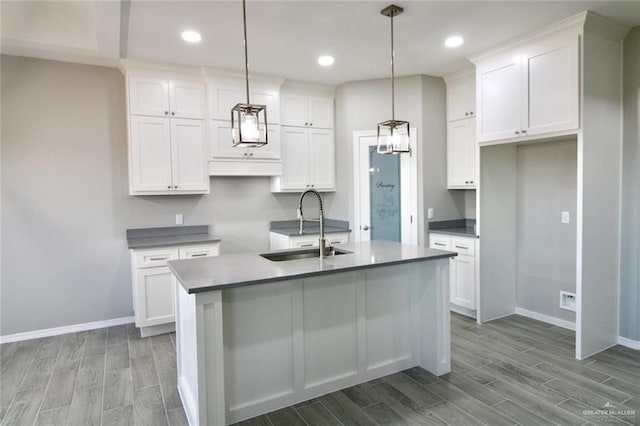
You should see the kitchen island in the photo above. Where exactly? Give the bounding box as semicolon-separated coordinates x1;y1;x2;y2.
168;240;454;425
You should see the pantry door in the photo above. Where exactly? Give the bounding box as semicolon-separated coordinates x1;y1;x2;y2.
353;130;418;245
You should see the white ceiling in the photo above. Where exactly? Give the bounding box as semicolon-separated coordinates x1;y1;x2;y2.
2;1;640;85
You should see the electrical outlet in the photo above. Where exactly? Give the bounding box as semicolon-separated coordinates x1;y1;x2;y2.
561;211;570;224
176;214;184;225
427;208;434;219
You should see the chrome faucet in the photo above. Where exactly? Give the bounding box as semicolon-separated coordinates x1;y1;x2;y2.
298;189;331;258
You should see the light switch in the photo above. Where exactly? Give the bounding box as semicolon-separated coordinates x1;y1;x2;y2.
176;214;184;225
561;211;570;224
427;208;434;219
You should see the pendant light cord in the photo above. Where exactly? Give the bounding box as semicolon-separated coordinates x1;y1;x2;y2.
390;10;395;122
242;0;250;104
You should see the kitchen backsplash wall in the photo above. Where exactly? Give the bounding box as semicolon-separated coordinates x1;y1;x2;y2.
0;55;331;336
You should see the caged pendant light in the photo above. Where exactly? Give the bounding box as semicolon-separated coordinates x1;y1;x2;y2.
377;4;411;155
231;0;268;148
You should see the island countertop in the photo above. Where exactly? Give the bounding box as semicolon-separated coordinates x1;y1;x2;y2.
168;240;455;294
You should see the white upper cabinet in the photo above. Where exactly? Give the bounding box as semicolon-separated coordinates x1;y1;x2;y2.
447;118;477;189
271;127;335;192
445;72;477;189
129;75;206;119
447;74;476;121
126;71;209;195
130;116;173;192
209;81;280;124
209;120;281;161
129;116;208;194
474;31;579;144
281;94;334;129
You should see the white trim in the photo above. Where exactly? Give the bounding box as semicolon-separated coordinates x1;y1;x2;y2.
515;307;576;331
0;316;135;344
618;336;640;350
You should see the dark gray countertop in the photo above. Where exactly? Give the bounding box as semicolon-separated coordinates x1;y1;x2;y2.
270;219;351;236
127;225;221;249
168;240;455;294
429;219;478;239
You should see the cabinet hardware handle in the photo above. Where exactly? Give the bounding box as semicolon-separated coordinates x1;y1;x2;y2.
300;243;314;247
455;245;468;249
522;129;527;134
249;153;253;156
305;122;308;126
310;123;313;126
470;111;474;115
434;242;446;246
164;111;168;115
167;185;171;189
311;184;314;187
515;131;520;135
470;180;474;184
243;153;248;157
171;112;175;116
174;185;178;189
149;256;169;261
191;253;207;257
465;112;469;116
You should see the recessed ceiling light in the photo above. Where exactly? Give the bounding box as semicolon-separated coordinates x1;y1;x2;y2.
444;36;464;48
181;30;202;43
318;55;335;66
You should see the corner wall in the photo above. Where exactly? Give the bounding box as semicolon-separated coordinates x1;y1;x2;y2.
620;27;640;342
334;75;464;245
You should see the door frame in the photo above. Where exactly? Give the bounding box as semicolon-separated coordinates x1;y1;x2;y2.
352;130;419;245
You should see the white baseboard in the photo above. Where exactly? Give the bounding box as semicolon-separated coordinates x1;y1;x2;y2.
0;316;135;344
515;307;576;331
618;336;640;350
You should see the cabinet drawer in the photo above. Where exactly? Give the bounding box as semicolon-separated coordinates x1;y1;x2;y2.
294;239;318;248
179;243;220;259
452;238;475;256
134;248;179;268
429;235;451;251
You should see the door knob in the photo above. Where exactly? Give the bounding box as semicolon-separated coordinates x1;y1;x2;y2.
362;225;370;231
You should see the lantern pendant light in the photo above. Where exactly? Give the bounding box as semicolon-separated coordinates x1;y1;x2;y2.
231;0;268;148
377;4;411;155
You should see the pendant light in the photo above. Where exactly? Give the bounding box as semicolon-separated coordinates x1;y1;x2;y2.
231;0;268;147
377;4;410;154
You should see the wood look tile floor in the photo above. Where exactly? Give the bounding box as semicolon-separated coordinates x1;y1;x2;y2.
1;313;639;425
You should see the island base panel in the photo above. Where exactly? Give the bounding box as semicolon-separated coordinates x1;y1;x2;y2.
176;258;450;425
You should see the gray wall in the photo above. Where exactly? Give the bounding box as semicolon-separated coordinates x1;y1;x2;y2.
334;75;464;245
464;190;476;219
0;55;325;335
620;27;640;341
516;140;577;323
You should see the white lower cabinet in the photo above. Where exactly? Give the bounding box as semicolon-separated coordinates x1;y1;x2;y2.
270;231;349;250
131;242;220;336
429;233;477;312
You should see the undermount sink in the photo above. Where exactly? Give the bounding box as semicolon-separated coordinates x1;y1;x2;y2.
260;247;352;262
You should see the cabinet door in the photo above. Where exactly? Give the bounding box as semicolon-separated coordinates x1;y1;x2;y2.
281;94;308;127
476;55;523;143
129;76;169;117
130;116;172;193
309;129;335;190
170;119;209;192
169;80;206;119
451;255;475;309
135;267;175;327
525;33;579;136
308;96;334;129
447;119;476;188
209;83;243;121
280;127;310;190
447;75;475;121
251;88;280;124
210;119;245;159
249;124;281;160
